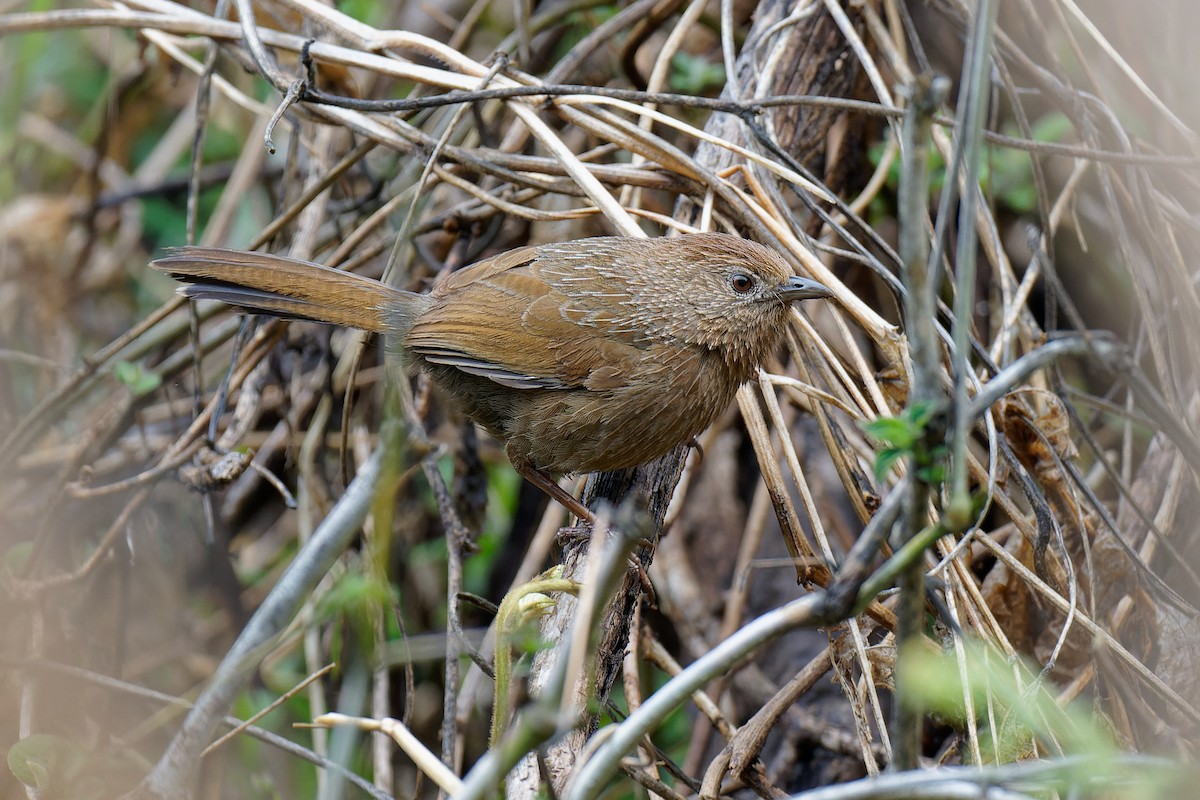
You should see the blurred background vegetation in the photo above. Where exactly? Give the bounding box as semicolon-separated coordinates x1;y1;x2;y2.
2;1;1200;798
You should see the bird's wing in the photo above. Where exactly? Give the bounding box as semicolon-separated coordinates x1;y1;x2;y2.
407;251;644;391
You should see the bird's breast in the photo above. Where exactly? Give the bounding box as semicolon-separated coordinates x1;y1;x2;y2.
503;343;745;475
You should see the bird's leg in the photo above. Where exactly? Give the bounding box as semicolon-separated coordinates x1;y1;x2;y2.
510;458;596;524
513;458;658;595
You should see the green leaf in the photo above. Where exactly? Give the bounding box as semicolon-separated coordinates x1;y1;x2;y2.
873;448;905;482
669;52;725;94
113;361;162;397
7;734;83;791
317;572;395;621
916;463;947;484
901;641;1117;763
862;417;919;449
863;402;946;481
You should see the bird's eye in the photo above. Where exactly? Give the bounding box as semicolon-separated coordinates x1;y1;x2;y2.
730;273;756;294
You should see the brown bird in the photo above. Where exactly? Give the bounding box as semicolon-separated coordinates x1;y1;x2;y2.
154;233;832;519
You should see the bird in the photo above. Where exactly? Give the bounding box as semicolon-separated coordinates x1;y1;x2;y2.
153;233;833;520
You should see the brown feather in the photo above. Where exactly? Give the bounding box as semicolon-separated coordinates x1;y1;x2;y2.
154;234;833;481
407;250;650;393
152;247;427;334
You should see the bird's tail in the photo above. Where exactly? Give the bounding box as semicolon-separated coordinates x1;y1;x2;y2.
153;247;426;334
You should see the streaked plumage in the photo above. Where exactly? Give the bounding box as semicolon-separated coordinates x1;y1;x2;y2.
154;233;831;509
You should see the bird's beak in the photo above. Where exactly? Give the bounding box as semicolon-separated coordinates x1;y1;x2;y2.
777;275;834;302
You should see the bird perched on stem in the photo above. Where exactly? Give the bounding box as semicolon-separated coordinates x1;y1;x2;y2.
154;233;833;520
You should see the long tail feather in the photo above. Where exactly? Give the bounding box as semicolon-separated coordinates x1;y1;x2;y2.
153;247;423;334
